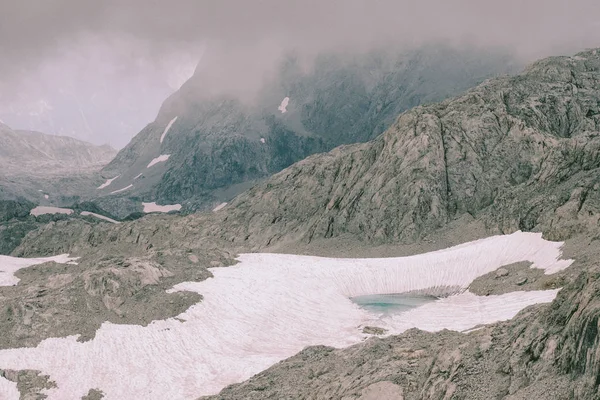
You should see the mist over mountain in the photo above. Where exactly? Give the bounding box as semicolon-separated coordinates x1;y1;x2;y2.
95;45;520;216
1;0;599;148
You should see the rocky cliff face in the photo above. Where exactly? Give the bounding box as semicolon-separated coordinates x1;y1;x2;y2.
207;49;600;249
96;46;518;214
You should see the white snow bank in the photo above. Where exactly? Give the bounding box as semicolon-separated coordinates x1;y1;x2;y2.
147;155;170;168
0;375;19;400
278;97;290;113
212;202;227;212
0;232;572;400
109;184;133;195
30;206;73;217
160;116;178;143
0;254;79;287
97;176;120;190
142;202;182;213
80;212;120;224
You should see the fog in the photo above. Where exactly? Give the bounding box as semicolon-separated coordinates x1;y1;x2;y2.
1;0;599;148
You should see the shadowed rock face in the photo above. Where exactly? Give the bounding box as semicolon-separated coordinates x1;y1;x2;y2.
97;46;519;215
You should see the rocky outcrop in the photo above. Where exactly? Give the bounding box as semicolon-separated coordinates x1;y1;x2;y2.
6;48;600;399
206;49;600;249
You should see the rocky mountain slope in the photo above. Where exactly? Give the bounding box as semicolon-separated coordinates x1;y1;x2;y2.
0;123;115;175
3;48;600;399
204;48;600;249
0;125;120;255
0;123;116;203
95;46;519;216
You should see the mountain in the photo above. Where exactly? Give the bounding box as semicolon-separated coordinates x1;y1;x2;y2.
0;125;119;254
0;123;116;202
95;46;520;216
0;123;116;175
3;49;600;399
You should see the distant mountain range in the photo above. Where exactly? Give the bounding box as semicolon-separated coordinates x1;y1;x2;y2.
0;122;115;176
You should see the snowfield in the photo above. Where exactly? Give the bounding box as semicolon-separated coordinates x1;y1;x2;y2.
97;176;119;190
142;202;182;213
0;232;572;399
160;116;178;143
278;96;290;113
212;202;227;212
147;154;170;168
80;212;120;224
109;184;133;194
30;206;73;217
0;254;78;287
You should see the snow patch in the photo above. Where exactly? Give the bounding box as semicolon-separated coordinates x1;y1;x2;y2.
44;194;49;199
260;138;266;144
0;232;572;399
110;184;133;195
30;206;73;217
278;97;290;113
212;202;227;212
147;155;170;168
97;176;120;190
0;254;79;287
142;202;182;213
133;173;143;180
80;212;120;224
0;375;18;399
160;117;178;143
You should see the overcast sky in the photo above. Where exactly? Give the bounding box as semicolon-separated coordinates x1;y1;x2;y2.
1;0;599;148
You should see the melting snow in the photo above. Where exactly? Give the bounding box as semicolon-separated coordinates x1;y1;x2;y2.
147;155;170;168
110;184;133;195
278;97;290;113
30;206;73;217
160;117;179;144
142;202;182;213
0;254;79;287
97;176;120;190
0;232;572;399
212;202;227;212
0;376;18;399
80;212;120;224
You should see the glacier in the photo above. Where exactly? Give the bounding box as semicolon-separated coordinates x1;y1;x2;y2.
0;231;572;399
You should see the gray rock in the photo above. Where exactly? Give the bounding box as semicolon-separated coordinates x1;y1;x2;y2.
496;268;510;278
516;277;528;286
